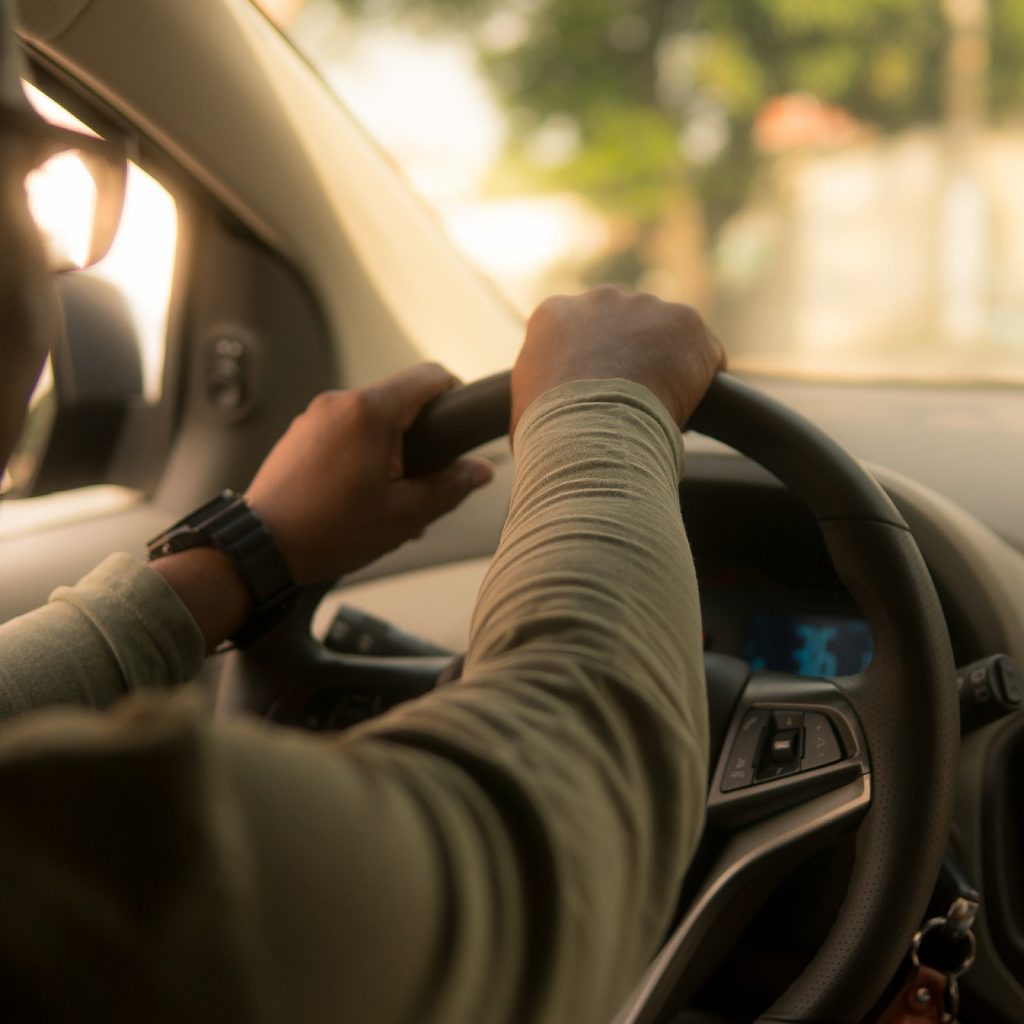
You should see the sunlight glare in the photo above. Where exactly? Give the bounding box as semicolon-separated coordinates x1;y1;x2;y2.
324;28;504;204
25;153;97;269
22;81;178;401
92;167;178;400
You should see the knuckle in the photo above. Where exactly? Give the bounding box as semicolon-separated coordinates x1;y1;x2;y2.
530;295;562;320
425;361;460;392
355;388;381;421
527;295;566;333
591;283;628;303
421;360;448;378
407;361;448;388
297;390;342;430
339;388;381;431
306;390;337;416
674;302;707;335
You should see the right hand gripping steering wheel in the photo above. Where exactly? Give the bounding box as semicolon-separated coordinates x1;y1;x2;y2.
222;371;958;1023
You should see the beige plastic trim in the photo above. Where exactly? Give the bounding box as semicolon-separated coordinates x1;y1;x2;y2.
19;0;522;386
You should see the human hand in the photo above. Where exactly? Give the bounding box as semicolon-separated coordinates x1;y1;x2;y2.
246;363;494;583
511;285;726;435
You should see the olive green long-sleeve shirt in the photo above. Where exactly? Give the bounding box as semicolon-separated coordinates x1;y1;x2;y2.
0;380;708;1024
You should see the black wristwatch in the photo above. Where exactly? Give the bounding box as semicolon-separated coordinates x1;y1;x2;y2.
147;490;302;647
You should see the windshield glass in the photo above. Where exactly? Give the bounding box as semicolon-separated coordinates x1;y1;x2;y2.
257;0;1024;385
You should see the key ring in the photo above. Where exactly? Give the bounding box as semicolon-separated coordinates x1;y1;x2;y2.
911;915;975;1024
911;916;977;978
942;974;961;1024
906;892;978;1023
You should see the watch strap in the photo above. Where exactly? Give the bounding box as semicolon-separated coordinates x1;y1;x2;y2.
147;491;301;647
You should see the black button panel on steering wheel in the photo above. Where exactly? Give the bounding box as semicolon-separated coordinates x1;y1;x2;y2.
707;674;868;828
721;707;843;793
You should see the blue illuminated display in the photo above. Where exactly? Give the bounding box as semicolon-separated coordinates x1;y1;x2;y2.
744;613;873;677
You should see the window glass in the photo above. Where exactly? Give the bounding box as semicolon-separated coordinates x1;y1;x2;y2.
260;0;1024;384
0;85;178;514
23;84;178;402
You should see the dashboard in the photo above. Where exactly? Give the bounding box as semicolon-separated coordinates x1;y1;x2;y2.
682;474;876;677
330;445;1024;673
732;610;871;677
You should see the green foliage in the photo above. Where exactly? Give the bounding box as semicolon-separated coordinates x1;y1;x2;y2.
990;0;1024;116
534;104;682;219
690;33;765;118
327;0;1024;258
686;0;945;129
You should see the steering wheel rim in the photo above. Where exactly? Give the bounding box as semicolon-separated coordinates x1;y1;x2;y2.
411;370;960;1022
224;371;959;1023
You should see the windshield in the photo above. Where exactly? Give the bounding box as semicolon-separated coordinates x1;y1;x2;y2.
256;0;1024;385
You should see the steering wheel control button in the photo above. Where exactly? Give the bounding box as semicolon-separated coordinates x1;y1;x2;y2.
757;761;799;782
721;709;769;792
756;716;803;780
769;729;800;763
968;667;991;703
801;712;843;771
957;655;1023;732
996;657;1021;705
772;710;804;731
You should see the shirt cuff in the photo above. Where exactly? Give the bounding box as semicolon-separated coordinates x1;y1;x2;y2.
50;553;205;691
513;378;685;480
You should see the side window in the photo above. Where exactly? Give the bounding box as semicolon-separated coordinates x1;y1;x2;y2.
0;84;178;534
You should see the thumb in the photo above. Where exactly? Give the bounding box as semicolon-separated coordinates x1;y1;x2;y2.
400;457;494;529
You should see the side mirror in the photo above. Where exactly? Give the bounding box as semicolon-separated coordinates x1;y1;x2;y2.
28;273;144;495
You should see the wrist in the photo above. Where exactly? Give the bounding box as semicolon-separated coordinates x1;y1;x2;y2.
150;548;252;654
514;378;678;447
147;491;301;651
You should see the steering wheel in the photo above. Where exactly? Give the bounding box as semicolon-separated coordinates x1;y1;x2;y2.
216;371;958;1024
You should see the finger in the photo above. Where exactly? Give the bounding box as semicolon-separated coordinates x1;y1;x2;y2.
397;457;494;530
367;362;461;429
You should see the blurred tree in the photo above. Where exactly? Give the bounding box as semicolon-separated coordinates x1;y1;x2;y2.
326;0;1024;278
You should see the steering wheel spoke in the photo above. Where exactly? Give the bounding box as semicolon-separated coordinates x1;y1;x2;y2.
615;774;872;1024
614;668;874;1024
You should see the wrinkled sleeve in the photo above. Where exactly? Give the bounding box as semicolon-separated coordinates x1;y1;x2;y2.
330;378;709;1022
0;380;708;1024
0;552;205;719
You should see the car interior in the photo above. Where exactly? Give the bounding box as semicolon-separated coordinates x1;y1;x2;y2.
3;0;1024;1021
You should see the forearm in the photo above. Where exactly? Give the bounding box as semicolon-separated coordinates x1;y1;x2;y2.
466;379;708;1012
0;552;205;719
347;379;709;1022
0;381;709;1024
